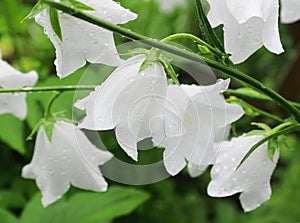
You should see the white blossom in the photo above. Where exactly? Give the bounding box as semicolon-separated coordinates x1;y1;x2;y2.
207;135;279;212
152;79;244;176
206;0;284;63
0;55;38;119
22;121;113;207
35;0;137;78
281;0;300;23
75;55;168;161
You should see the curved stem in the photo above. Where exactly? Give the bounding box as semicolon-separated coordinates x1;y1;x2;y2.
161;33;222;56
44;91;61;117
43;1;300;122
0;85;96;93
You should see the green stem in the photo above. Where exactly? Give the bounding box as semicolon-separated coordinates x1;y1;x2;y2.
161;33;222;56
44;91;61;117
43;0;300;122
225;89;300;110
0;85;96;93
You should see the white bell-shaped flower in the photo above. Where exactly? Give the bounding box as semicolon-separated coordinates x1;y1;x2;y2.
0;55;38;119
75;55;168;161
281;0;300;23
35;0;137;78
207;135;279;212
22;121;113;207
206;0;284;63
152;79;244;176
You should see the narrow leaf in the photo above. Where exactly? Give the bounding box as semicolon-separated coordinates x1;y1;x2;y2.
49;8;63;41
22;2;47;22
195;0;224;53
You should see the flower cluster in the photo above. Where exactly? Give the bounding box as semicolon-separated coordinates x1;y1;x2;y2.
0;0;299;212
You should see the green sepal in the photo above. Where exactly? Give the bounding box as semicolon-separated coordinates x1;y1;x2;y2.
267;138;278;162
49;7;63;41
61;0;95;11
139;49;160;73
43;119;55;142
158;56;180;85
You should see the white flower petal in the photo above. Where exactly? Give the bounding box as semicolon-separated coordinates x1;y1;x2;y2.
0;58;38;119
76;55;168;160
35;0;137;78
281;0;300;23
22;121;113;206
187;163;207;178
207;135;279;212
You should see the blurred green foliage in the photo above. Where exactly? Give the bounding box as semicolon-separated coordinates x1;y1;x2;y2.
0;0;299;222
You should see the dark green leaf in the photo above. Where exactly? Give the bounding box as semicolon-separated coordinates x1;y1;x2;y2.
0;190;26;209
0;209;18;223
20;186;150;223
195;0;224;53
49;8;62;41
0;114;25;154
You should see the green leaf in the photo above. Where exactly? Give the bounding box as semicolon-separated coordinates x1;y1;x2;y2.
0;114;25;154
20;186;150;223
49;8;62;41
0;209;18;223
43;120;54;141
22;1;47;22
195;0;224;53
0;190;26;209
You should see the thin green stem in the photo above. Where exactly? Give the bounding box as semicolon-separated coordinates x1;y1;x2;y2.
43;0;300;122
225;89;300;110
44;91;61;117
161;33;222;56
0;85;96;93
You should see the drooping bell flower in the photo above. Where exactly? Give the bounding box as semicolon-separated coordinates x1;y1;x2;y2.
22;121;113;206
35;0;137;78
207;135;279;212
206;0;284;63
